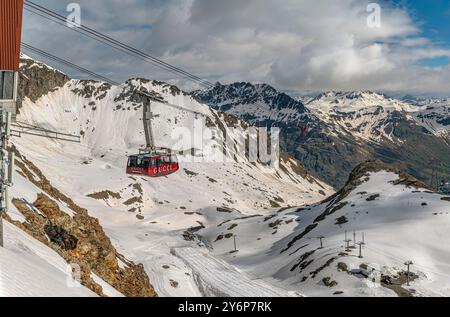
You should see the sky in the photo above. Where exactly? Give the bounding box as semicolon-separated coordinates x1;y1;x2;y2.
22;0;450;96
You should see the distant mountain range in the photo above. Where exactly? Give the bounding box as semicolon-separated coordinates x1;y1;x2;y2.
193;83;450;188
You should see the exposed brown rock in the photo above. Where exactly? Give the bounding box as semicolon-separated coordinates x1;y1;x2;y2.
9;148;157;297
44;224;78;251
87;190;121;201
123;196;143;206
18;58;70;109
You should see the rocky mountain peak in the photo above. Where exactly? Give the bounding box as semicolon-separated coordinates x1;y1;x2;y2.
18;55;70;107
193;81;308;114
311;90;392;104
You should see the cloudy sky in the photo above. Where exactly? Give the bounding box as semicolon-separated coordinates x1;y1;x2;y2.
22;0;450;96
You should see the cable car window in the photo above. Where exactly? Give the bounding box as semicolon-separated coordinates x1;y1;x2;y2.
128;157;137;167
0;71;15;100
136;157;147;168
170;156;178;164
141;158;150;167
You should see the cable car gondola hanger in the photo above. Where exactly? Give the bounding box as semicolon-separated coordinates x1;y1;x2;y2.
126;91;180;178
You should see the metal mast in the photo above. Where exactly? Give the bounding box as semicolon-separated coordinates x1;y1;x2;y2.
0;0;23;247
429;159;441;191
0;113;14;247
142;95;156;153
0;116;3;248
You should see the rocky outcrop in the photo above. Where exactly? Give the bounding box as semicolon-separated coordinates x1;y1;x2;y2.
114;79;164;104
44;224;78;251
71;80;111;100
8;147;157;297
18;57;70;109
193;82;307;113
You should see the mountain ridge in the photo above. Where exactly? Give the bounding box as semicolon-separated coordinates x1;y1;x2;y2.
194;82;450;188
1;56;333;297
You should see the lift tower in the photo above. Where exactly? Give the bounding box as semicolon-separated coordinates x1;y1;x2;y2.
142;94;156;154
0;0;23;247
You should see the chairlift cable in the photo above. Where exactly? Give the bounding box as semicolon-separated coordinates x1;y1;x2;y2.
24;1;214;88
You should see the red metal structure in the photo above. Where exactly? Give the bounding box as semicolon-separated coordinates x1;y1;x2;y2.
127;153;179;177
0;0;23;247
0;0;23;113
0;0;23;71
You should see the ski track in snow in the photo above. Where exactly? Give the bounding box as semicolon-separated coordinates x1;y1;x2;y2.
173;247;300;297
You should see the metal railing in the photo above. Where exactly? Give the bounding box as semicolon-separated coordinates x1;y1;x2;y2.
11;121;81;143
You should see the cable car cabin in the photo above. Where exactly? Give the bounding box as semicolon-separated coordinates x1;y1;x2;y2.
127;154;179;177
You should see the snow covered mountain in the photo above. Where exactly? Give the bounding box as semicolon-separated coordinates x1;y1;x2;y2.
411;98;450;146
198;161;450;297
1;56;332;297
306;91;417;143
192;82;311;124
194;84;450;189
5;57;450;298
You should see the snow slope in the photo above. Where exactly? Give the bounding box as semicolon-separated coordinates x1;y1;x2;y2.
6;57;332;297
198;162;450;297
173;247;300;297
306;91;417;143
411;98;450;144
0;221;96;297
193;82;311;124
307;91;450;145
14;57;450;297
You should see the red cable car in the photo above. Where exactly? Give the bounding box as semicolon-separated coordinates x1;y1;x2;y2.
127;92;180;178
126;153;179;177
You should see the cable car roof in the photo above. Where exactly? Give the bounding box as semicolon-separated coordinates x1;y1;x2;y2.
129;153;177;158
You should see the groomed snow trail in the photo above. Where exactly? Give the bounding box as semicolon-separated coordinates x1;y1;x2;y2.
173;247;300;297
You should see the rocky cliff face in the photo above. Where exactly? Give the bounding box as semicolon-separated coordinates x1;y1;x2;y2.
194;82;308;114
18;56;70;110
7;147;156;297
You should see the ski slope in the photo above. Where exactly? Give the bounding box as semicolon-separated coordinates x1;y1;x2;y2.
173;247;300;297
199;165;450;297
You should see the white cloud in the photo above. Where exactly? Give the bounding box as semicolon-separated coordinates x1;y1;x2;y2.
22;0;450;95
400;37;430;47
